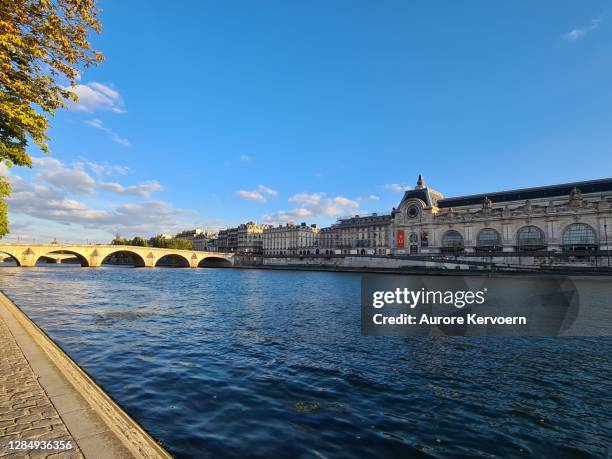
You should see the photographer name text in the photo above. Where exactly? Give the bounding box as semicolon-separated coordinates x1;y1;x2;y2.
371;288;527;326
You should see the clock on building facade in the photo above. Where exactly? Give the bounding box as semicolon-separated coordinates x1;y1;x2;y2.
407;205;420;219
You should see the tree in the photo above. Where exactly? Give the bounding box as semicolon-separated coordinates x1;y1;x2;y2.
130;236;148;247
0;178;9;235
111;234;128;245
148;236;194;250
0;0;103;237
111;235;194;250
110;235;149;247
167;238;194;250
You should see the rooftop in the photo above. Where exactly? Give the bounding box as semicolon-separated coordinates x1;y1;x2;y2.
337;212;391;222
438;177;612;208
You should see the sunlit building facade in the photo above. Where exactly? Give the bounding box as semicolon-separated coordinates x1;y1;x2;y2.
390;175;612;258
262;223;319;256
324;213;391;255
236;222;269;255
177;228;217;251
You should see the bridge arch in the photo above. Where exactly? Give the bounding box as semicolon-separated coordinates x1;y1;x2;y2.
155;253;190;268
36;255;60;264
101;250;147;267
37;250;89;267
0;251;20;266
198;256;232;268
1;244;233;269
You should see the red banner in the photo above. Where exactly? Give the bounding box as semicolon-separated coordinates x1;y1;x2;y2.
397;229;405;248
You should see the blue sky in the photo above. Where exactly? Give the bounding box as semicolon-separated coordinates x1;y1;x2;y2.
3;1;612;242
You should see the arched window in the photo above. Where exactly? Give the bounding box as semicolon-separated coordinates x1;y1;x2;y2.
476;228;501;252
562;223;597;251
517;226;546;251
441;230;464;253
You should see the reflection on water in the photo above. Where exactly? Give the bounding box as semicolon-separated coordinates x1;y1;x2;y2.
0;266;610;458
94;310;161;324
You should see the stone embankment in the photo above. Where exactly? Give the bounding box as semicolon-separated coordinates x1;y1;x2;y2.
0;292;171;459
0;310;83;458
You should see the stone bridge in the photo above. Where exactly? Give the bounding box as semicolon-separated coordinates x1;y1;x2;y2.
0;244;234;268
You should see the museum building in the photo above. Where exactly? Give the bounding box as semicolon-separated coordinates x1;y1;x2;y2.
391;175;612;257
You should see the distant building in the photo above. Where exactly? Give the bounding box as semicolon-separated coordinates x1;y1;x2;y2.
148;233;173;245
319;225;339;255
323;213;391;255
193;233;218;251
216;222;268;254
175;228;216;242
193;235;205;251
237;222;269;255
205;237;218;252
217;227;238;253
175;228;217;251
390;175;612;257
263;222;319;256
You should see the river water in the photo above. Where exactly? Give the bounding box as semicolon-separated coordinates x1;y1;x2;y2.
0;266;610;458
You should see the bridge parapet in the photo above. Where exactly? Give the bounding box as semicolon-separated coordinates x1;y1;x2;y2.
0;244;234;268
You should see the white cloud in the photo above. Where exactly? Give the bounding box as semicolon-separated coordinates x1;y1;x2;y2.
239;155;252;162
98;181;163;198
3;159;195;239
66;82;126;113
563;19;600;41
263;192;359;223
236;184;278;203
257;185;277;196
368;195;380;201
103;201;192;232
236;190;263;202
10;192;189;233
86;161;129;177
84;119;130;147
7;219;32;233
385;183;410;192
262;208;312;224
32;157;96;195
28;157;161;198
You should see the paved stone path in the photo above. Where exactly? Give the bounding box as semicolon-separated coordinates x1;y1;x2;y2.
0;313;83;458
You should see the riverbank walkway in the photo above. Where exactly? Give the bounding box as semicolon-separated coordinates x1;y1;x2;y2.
0;307;85;458
0;292;170;458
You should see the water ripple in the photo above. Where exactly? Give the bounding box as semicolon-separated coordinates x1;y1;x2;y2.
0;266;610;458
